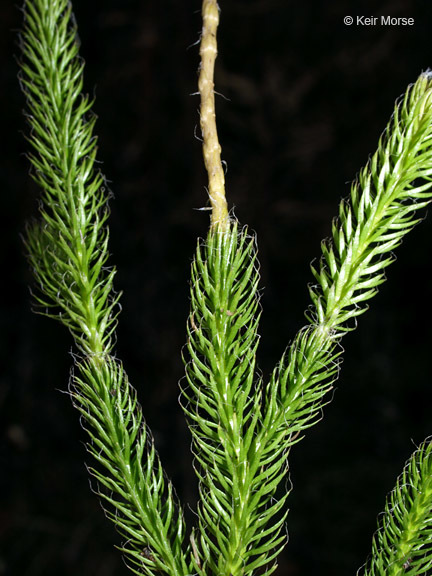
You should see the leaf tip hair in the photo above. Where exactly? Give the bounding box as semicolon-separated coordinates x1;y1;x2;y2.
420;68;432;81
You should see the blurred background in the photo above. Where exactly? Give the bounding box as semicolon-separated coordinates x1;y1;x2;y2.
2;0;432;574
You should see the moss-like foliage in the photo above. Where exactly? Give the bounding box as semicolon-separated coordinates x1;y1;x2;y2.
19;0;432;574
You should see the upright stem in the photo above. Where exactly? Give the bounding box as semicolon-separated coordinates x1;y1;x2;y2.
199;0;229;230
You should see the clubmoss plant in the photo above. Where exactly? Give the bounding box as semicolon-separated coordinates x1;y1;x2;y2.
18;0;432;574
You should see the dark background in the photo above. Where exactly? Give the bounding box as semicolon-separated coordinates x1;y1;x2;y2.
2;0;432;574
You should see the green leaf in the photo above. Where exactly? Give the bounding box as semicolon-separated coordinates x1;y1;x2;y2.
19;1;189;574
265;71;432;466
360;440;432;576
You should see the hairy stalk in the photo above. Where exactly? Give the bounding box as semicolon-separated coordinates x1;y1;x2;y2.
199;0;229;230
360;440;432;576
19;1;188;574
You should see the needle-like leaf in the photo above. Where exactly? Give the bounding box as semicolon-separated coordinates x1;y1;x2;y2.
19;1;189;574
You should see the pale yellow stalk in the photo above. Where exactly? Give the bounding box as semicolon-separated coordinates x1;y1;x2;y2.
199;0;229;230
